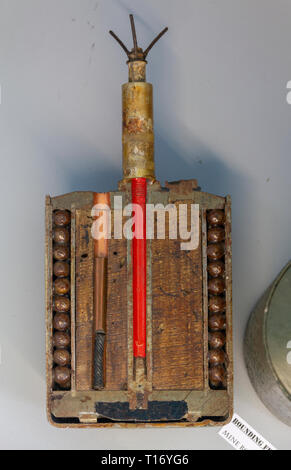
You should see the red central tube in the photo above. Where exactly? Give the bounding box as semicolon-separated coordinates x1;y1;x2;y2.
131;178;147;358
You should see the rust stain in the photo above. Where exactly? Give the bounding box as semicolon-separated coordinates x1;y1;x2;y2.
126;117;146;134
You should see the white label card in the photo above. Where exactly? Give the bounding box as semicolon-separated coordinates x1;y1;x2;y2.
219;413;277;450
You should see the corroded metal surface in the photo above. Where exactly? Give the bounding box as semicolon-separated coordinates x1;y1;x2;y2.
109;14;168;64
122;82;154;180
128;61;146;82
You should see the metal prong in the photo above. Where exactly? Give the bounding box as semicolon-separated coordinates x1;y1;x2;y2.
110;17;168;61
109;30;130;57
144;27;168;58
130;14;138;54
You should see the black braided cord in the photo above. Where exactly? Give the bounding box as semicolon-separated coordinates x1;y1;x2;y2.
93;331;105;389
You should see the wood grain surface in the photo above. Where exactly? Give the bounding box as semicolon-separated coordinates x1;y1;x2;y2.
105;236;128;390
75;209;94;391
152;201;204;390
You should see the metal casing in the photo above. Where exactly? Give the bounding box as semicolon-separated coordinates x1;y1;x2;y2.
244;261;291;426
122;82;155;180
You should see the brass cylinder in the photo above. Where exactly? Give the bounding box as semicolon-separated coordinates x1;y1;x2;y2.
122;80;155;180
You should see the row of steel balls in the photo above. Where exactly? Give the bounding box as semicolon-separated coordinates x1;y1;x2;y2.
52;210;72;389
207;209;228;389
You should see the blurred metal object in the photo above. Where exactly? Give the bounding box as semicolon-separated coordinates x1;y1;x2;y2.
244;260;291;426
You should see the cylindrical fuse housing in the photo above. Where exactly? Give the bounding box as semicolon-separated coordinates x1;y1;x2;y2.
122;63;155;180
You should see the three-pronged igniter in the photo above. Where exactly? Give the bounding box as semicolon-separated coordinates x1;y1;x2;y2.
109;14;168;62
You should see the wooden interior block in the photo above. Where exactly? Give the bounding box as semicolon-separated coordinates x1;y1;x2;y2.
75;209;94;391
105;236;128;390
152;201;204;390
47;189;232;427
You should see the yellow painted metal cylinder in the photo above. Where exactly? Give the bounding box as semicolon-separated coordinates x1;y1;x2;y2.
122;81;155;180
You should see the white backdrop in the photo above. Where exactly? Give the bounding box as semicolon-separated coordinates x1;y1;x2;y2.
0;0;290;449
